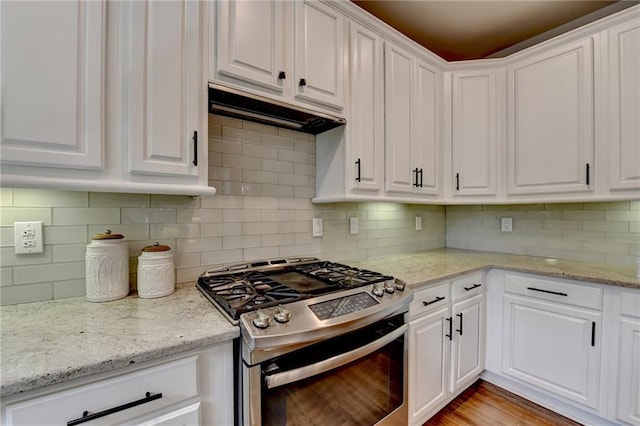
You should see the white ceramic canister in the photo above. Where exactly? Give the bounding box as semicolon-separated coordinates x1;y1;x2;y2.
137;242;175;298
85;230;130;302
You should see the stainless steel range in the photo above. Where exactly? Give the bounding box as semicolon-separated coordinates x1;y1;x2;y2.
197;257;413;426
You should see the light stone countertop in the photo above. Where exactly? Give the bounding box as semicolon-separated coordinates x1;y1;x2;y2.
0;284;238;397
1;249;637;398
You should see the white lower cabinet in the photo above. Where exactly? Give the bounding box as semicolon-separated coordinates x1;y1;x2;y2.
617;289;640;425
408;273;485;425
1;342;233;426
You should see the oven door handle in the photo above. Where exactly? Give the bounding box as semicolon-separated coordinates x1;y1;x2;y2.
264;323;408;390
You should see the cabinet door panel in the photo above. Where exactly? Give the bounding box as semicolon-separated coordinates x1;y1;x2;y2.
126;0;201;177
503;295;601;408
414;60;440;195
0;0;105;170
507;38;594;195
607;19;640;191
294;1;344;109
451;294;484;391
617;318;640;425
215;0;285;93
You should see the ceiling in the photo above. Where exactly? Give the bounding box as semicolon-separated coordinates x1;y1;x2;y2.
351;1;637;61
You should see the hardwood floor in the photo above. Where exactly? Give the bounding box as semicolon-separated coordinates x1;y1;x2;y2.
424;380;582;426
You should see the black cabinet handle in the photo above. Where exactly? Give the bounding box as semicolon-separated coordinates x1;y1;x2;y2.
67;392;162;426
464;283;482;292
446;317;453;341
192;130;198;166
419;169;423;188
299;78;307;87
278;71;286;80
423;296;445;306
413;168;419;187
586;163;590;186
591;321;596;347
526;287;568;297
455;173;460;191
456;312;463;335
355;158;361;182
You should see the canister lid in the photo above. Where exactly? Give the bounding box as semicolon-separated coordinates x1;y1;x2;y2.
91;229;124;240
141;242;171;252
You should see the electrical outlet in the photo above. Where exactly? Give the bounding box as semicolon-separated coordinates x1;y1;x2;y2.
312;218;323;237
501;217;513;233
415;216;422;231
349;217;359;234
14;221;44;254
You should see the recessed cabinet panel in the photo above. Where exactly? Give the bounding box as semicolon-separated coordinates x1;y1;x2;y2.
126;0;201;177
452;71;498;196
215;0;285;93
607;19;640;191
507;38;594;195
0;0;105;170
414;61;440;195
617;318;640;425
451;294;484;391
294;1;344;109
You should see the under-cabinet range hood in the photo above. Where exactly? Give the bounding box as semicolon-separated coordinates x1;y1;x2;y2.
208;84;346;135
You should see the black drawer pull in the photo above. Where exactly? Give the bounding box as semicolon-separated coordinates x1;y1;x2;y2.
278;71;286;80
586;163;590;186
192;130;198;166
413;168;419;187
67;392;163;426
456;312;463;335
299;78;307;87
446;317;453;341
423;296;445;306
455;173;460;191
419;168;423;188
355;158;361;182
591;321;596;347
526;287;568;297
463;283;482;292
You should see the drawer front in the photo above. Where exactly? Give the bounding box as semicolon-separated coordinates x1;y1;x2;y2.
5;356;198;426
451;272;484;301
621;289;640;318
410;282;450;318
504;273;602;310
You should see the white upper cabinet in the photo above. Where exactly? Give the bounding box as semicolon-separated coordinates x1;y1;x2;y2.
212;0;344;112
451;69;501;198
385;42;441;197
603;16;640;192
506;38;595;196
214;0;286;94
123;0;206;182
0;0;106;171
294;1;344;110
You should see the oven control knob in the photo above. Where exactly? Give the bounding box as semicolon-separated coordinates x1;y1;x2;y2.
394;278;406;291
384;280;395;294
274;306;291;323
372;283;384;297
253;309;271;329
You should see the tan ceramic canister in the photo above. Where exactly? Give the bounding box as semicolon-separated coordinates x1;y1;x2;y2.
85;230;129;302
137;242;175;298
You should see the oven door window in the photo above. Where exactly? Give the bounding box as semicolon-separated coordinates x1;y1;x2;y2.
261;316;405;425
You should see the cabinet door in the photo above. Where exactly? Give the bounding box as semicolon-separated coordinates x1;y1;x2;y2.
606;18;640;191
294;1;344;110
349;22;384;192
507;38;594;195
409;307;450;425
452;70;499;197
214;0;286;93
0;0;105;170
125;0;203;179
502;295;601;408
617;318;640;425
385;42;414;194
413;60;440;196
451;294;485;391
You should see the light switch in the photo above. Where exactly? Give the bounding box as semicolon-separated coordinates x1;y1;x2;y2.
312;218;323;237
415;216;422;231
501;217;513;232
350;217;359;234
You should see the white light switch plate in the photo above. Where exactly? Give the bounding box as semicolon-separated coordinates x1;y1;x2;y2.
415;216;422;231
501;217;513;232
14;221;44;254
350;217;359;234
312;218;323;237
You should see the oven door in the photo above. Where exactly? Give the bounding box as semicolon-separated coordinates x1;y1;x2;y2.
244;314;408;425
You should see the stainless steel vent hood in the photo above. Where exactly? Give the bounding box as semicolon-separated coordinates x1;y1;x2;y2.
208;84;346;135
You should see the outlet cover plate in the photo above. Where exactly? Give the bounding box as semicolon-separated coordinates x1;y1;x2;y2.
501;217;513;232
415;216;423;231
312;218;323;237
14;221;44;254
350;217;358;234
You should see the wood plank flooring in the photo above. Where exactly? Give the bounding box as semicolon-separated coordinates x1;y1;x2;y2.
424;380;582;426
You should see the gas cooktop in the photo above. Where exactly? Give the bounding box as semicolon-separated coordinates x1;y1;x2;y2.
196;258;393;323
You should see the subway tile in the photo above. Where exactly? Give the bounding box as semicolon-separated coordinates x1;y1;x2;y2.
222;235;261;250
262;159;294;174
527;210;564;220
122;208;176;224
177;237;222;253
279;173;310;187
243;170;279;185
583;241;629;254
88;225;149;241
561;250;605;264
0;227;14;247
446;205;483;212
54;208;119;226
209;114;243;128
278;221;308;233
176;266;205;284
208;152;223;167
244;247;279;261
150;223;200;239
243;222;278;235
222;154;261;170
90;193;149;208
279;128;311;142
174;252;201;268
563;230;605;242
210;137;243;155
563;210;605;221
605;253;636;267
605;232;640;244
200;194;243;209
150;195;199;209
294;163;315;176
584;201;630;211
200;248;244;267
445;211;485;220
294;186;315;199
223;209;261;223
53;279;85;299
543;220;582;230
511;204;545;211
583;221;629;233
243;197;278;210
0;247;51;266
631;201;640;211
208;122;222;138
223;126;260;144
545;203;584;210
13;261;84;285
0;188;12;206
279;149;308;163
261;134;295;150
630;222;640;233
177;209;222;224
52;244;86;262
629;244;640;256
261;233;295;247
1;267;12;286
43;226;88;244
262;209;295;222
294;140;315;153
1;283;52;305
1;208;52;226
243;143;278;159
606;211;640;221
201;222;243;237
262;184;294;198
13;189;88;207
210;167;243;182
243;121;278;135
